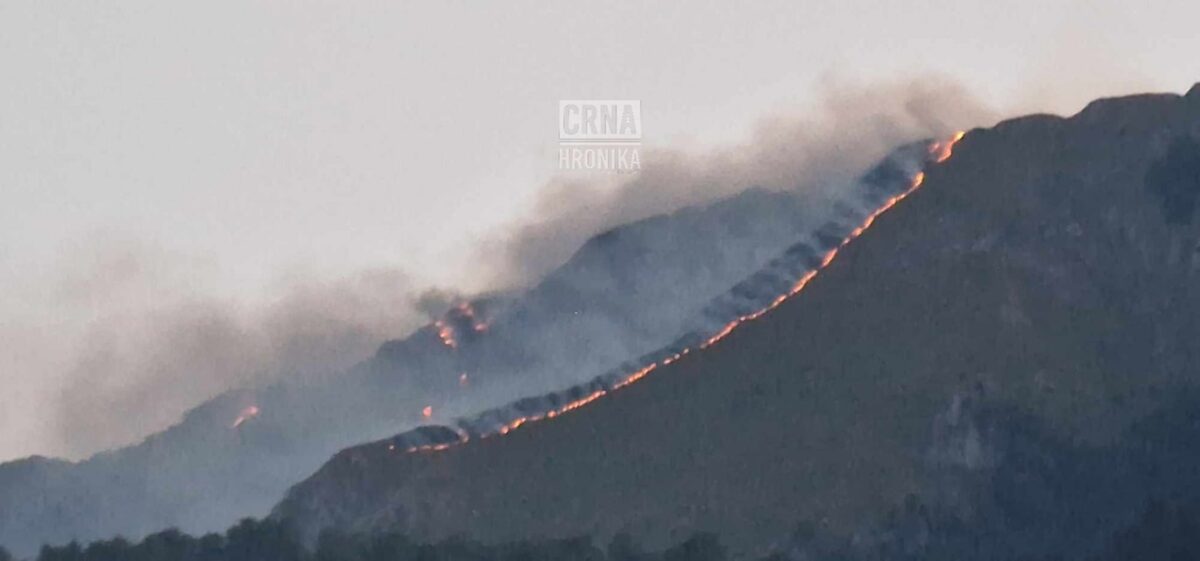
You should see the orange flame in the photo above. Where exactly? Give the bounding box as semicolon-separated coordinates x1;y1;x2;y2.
402;133;965;453
231;405;260;429
932;131;965;163
435;320;457;348
433;302;490;349
422;405;433;418
458;302;490;332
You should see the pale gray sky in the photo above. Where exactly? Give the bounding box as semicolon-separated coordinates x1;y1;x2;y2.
1;0;1197;461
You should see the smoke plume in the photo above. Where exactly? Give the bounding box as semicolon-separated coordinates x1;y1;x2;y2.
0;235;429;460
485;75;999;286
1;76;997;463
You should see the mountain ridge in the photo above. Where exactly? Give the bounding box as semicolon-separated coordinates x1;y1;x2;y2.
0;127;937;555
273;85;1200;558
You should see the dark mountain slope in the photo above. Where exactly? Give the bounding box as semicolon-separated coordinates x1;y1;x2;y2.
274;85;1200;557
0;136;934;555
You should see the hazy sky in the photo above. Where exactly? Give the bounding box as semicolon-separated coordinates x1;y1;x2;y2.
2;0;1198;461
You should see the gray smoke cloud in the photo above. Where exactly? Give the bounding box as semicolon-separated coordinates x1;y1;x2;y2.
0;235;430;460
1;75;998;463
484;75;1001;287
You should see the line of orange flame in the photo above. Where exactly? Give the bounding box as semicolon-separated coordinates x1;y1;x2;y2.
401;132;965;453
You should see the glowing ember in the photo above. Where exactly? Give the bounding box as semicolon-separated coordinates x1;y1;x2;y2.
433;302;490;349
435;320;457;348
422;405;433;418
458;302;490;332
402;133;965;454
231;405;260;429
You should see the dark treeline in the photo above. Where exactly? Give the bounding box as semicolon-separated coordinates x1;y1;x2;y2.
12;520;724;561
11;501;1200;561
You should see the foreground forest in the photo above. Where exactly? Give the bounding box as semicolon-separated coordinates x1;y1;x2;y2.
14;499;1200;561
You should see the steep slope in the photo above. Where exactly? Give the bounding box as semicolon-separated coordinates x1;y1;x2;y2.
274;85;1200;557
0;141;935;555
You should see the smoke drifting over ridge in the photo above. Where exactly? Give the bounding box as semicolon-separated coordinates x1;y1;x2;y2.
487;76;999;286
0;236;431;460
1;76;996;464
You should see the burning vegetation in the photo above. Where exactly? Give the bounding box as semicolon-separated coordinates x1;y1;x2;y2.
393;133;965;454
432;302;490;350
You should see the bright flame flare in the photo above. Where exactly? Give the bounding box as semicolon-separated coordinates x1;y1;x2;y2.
435;320;457;348
933;131;965;163
231;405;260;429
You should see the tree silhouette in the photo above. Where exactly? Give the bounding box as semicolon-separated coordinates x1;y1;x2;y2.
81;537;133;561
223;519;305;561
